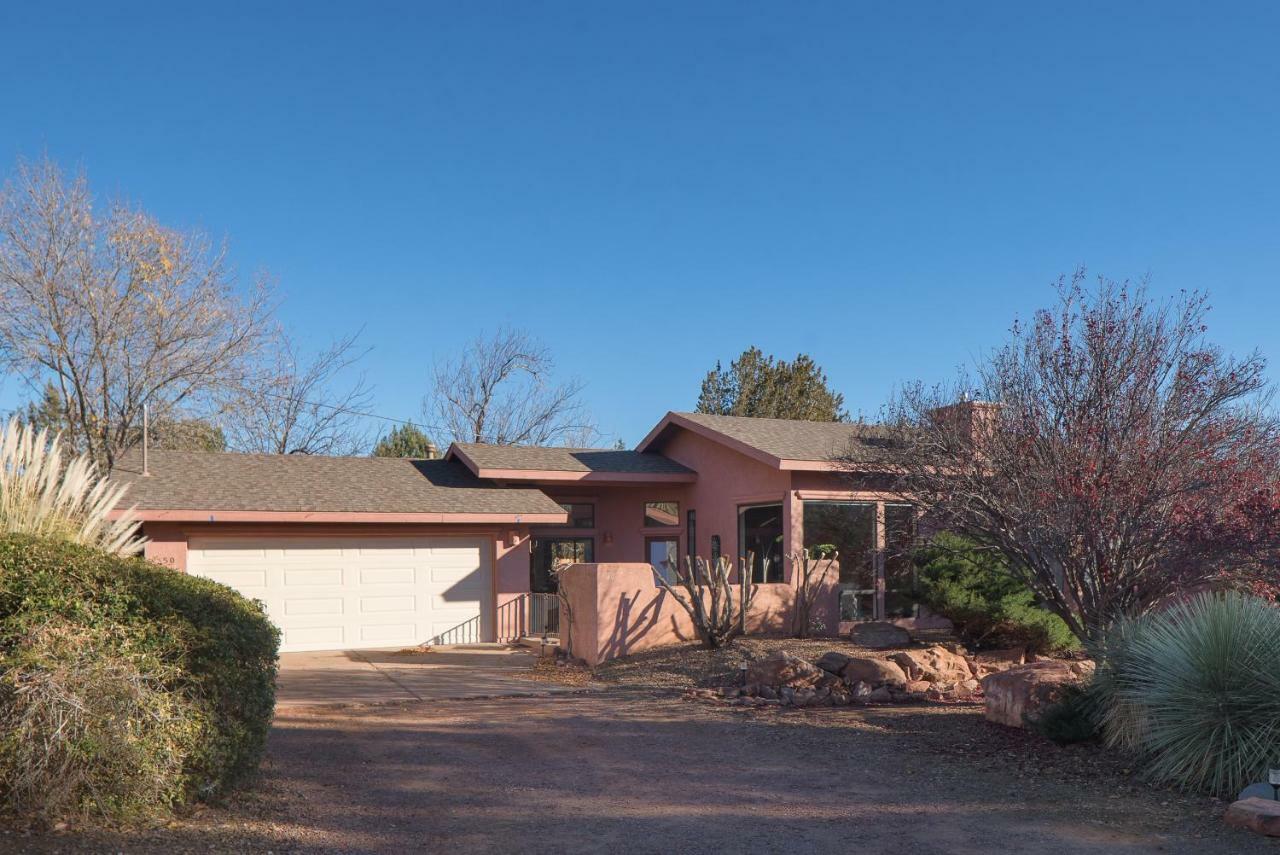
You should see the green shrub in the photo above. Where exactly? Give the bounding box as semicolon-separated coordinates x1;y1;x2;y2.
1032;684;1099;745
0;534;279;821
915;533;1078;655
1092;592;1280;797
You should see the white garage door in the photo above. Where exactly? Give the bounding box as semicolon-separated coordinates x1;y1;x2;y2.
187;536;492;652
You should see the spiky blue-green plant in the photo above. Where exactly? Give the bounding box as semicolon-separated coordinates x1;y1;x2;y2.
1092;592;1280;797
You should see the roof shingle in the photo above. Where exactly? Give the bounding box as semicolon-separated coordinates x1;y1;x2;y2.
109;450;565;517
666;412;900;464
450;443;693;475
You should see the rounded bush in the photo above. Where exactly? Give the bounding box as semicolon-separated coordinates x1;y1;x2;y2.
1093;591;1280;797
0;534;279;821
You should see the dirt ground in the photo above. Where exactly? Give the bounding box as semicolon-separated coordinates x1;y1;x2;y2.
15;686;1272;854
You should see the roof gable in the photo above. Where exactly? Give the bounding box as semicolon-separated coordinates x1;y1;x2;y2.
637;411;899;470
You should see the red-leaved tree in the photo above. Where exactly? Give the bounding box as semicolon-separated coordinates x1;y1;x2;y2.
879;272;1280;641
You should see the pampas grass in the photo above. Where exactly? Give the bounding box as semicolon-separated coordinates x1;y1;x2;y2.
0;418;143;555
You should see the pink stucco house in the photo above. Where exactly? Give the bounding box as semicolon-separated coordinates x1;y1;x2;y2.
110;411;922;653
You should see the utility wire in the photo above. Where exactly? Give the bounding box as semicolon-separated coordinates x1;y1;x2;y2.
234;387;620;447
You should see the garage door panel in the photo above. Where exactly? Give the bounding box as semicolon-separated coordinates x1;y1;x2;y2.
359;566;415;585
284;597;344;615
283;568;344;587
281;545;344;558
284;625;345;648
359;595;416;613
188;536;491;652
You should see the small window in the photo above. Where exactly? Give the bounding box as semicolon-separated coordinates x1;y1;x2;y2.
647;537;680;584
686;510;696;557
710;535;721;565
643;501;679;528
556;502;595;528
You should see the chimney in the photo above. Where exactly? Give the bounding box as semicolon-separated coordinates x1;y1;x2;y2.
930;399;999;448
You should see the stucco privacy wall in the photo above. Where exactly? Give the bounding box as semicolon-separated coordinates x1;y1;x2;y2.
558;562;838;666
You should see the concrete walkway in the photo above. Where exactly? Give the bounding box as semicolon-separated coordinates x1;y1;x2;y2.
276;645;582;707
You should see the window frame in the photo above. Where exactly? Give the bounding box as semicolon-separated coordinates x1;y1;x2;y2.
553;502;595;529
642;500;681;529
737;502;785;584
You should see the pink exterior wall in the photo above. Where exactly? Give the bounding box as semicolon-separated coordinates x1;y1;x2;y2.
558;562;838;666
537;484;690;564
655;428;791;573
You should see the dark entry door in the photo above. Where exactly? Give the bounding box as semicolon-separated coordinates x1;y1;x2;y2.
530;537;594;593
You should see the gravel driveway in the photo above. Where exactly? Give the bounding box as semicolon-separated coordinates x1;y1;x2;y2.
27;689;1269;854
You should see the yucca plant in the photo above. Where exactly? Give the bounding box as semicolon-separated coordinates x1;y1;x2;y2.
0;418;144;555
1092;591;1280;797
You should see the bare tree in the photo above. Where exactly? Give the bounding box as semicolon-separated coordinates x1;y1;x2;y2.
0;156;273;468
877;272;1280;641
427;327;596;446
223;331;373;455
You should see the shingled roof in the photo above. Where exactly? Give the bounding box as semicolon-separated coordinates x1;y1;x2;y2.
639;412;901;467
109;450;567;520
448;443;695;479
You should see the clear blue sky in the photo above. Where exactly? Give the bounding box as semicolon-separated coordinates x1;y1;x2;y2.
2;2;1279;446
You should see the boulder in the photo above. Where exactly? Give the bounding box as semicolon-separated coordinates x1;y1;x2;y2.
867;686;893;703
1225;798;1280;837
890;646;974;683
904;679;932;695
815;651;854;674
978;646;1027;667
745;650;822;690
840;657;909;689
980;660;1095;728
851;621;912;650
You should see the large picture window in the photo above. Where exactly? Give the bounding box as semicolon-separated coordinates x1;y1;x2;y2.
803;502;876;620
884;503;917;618
738;504;784;583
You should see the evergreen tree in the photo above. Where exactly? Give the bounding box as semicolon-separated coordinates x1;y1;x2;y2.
372;423;439;458
696;347;846;421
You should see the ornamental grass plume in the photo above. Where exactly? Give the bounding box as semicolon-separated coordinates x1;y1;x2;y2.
0;417;143;555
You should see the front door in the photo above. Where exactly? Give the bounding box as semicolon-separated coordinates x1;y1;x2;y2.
530;537;593;593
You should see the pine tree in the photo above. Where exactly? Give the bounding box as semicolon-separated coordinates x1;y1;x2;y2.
371;423;439;458
696;348;846;421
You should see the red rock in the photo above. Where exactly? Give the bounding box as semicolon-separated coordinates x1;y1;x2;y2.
890;646;974;683
745;650;822;690
980;660;1095;728
1225;798;1280;837
840;657;909;688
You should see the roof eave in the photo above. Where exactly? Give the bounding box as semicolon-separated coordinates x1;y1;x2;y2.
473;468;696;483
111;509;569;524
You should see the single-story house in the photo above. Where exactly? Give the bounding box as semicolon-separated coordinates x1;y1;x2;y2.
109;410;944;653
